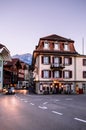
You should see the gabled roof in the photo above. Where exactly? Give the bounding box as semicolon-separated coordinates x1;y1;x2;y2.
40;34;74;42
0;43;11;61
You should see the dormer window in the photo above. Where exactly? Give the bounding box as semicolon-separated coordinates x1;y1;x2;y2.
64;42;69;51
54;42;60;50
44;41;49;49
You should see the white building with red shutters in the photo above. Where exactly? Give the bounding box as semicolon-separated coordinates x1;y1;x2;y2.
32;34;86;94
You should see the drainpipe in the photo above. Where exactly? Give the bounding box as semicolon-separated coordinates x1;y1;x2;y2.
74;56;76;93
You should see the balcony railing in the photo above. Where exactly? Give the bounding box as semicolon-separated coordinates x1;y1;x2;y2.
50;63;65;70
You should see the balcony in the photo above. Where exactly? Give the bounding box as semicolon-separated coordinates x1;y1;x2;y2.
50;63;65;70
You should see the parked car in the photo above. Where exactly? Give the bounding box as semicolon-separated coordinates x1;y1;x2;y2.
3;87;15;95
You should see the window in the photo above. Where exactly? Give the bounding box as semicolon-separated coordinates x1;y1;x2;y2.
83;59;86;66
0;60;2;67
63;71;72;78
54;43;60;50
41;70;51;78
64;57;72;65
83;71;86;78
53;71;62;78
53;57;62;64
54;71;59;78
41;56;50;64
44;41;49;49
64;43;69;51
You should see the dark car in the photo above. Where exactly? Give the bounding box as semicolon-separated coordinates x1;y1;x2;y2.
3;87;15;95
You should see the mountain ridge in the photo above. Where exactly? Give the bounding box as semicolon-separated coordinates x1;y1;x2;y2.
12;53;32;65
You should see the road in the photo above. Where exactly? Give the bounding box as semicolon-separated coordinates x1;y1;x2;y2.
0;93;86;130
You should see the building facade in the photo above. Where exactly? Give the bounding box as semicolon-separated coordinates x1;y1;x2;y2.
32;34;86;94
0;44;11;91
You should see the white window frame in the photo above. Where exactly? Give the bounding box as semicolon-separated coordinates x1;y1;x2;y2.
44;41;49;49
43;56;49;64
54;42;60;50
64;71;69;78
64;42;69;51
44;70;49;78
54;71;59;78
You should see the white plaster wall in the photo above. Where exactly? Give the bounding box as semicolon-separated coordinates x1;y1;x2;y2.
76;57;86;81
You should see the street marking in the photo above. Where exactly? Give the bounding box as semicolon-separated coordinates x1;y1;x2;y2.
52;111;63;116
24;101;28;103
38;106;48;110
74;118;86;123
30;103;35;105
21;99;26;101
65;98;73;101
43;102;48;105
55;100;60;102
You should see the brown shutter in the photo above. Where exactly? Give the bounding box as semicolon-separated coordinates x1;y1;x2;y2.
52;57;54;63
49;56;50;64
69;58;72;65
49;71;51;78
69;71;72;78
59;71;62;78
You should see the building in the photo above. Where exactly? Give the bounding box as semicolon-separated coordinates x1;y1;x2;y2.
3;58;29;89
0;43;11;91
32;34;86;94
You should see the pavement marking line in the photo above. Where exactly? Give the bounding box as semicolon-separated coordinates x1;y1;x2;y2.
38;106;48;110
30;103;35;105
43;102;48;105
65;98;73;101
24;101;28;103
55;100;60;102
52;111;63;116
21;99;26;101
74;118;86;123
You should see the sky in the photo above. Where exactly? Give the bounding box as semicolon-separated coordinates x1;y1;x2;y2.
0;0;86;56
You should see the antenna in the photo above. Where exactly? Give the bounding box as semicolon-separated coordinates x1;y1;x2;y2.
82;37;84;55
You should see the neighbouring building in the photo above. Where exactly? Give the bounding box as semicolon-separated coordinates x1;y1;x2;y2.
3;58;29;89
32;34;86;94
0;43;11;91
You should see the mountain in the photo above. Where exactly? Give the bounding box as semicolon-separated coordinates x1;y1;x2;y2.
12;53;32;65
